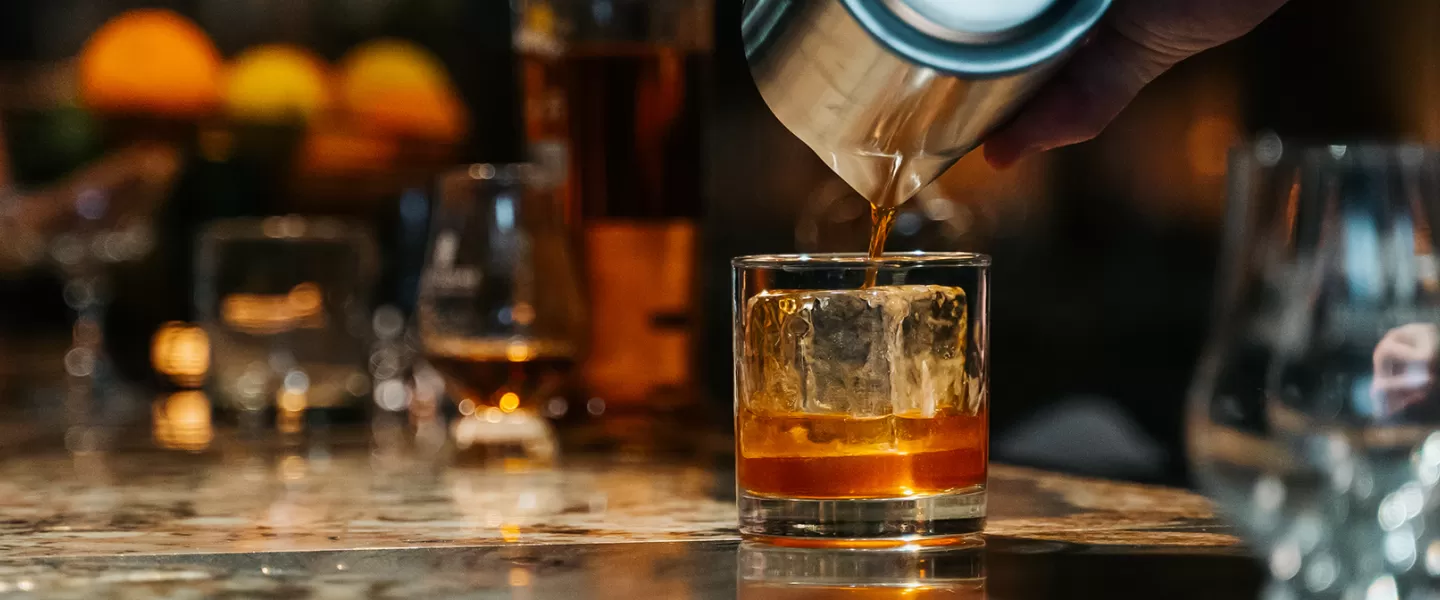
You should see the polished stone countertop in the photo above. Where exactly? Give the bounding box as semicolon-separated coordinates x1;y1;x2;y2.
0;440;1257;598
0;539;1264;599
0;449;1235;558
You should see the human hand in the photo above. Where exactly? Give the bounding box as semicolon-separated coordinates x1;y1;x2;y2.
983;0;1292;169
1372;323;1440;418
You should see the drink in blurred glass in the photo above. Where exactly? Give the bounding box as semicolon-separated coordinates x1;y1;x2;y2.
422;338;577;416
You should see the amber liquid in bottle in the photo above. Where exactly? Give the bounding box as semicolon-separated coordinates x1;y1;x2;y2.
522;41;706;411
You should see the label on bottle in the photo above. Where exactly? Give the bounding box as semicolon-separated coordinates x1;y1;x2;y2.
581;220;697;408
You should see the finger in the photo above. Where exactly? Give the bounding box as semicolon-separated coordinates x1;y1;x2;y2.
1378;340;1436;363
1397;323;1440;353
983;25;1183;169
1375;332;1440;373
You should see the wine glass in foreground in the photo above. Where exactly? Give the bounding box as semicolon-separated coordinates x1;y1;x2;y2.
1189;140;1440;598
417;164;586;465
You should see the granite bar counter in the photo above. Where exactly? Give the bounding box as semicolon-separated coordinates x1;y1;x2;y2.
0;441;1260;598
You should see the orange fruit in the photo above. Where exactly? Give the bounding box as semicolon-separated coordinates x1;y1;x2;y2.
77;9;222;118
224;44;333;123
337;39;468;142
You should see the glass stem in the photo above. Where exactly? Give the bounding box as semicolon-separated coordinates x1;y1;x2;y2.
63;267;116;453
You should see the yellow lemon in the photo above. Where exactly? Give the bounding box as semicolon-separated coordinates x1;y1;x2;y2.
225;44;333;123
78;9;222;117
525;2;557;37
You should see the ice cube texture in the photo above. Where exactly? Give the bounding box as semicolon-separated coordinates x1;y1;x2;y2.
741;285;970;418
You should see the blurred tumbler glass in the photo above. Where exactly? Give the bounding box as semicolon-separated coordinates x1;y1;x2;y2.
196;217;377;429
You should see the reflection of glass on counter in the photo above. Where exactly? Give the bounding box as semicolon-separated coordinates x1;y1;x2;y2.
738;542;986;599
196;217;376;417
445;467;567;533
152;391;214;451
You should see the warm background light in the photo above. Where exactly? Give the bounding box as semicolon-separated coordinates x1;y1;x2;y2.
277;389;308;435
150;322;210;388
499;392;522;413
152;391;214;451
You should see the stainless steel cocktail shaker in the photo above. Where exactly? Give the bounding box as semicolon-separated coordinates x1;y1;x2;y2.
742;0;1110;207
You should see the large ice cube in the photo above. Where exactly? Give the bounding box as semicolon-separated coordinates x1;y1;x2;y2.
742;285;969;418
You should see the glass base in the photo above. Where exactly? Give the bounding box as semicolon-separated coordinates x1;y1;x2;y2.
738;540;986;592
739;486;986;540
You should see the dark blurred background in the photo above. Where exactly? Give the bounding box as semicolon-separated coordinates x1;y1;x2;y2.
0;0;1437;487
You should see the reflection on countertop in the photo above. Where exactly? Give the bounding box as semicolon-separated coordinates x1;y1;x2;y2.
0;449;733;559
0;439;1257;598
0;538;1261;599
0;442;1236;560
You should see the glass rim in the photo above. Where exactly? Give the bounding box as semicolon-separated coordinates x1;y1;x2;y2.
439;162;544;185
199;216;373;243
732;252;991;269
1231;136;1439;166
438;162;569;193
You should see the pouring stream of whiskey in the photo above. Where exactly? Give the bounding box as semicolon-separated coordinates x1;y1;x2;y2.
862;155;912;288
864;205;898;288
